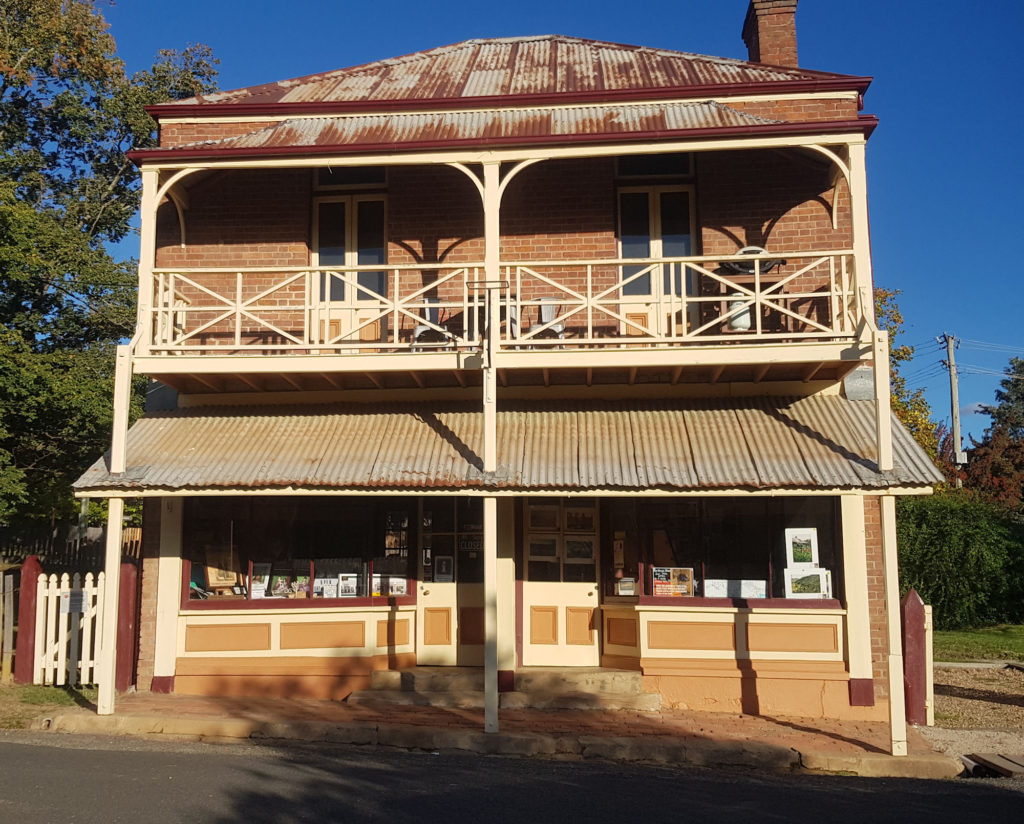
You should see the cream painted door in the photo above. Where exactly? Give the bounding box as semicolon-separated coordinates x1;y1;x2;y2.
313;196;388;347
416;499;485;666
618;187;695;338
521;501;600;667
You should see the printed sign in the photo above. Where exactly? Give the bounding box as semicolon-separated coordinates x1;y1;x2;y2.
651;566;694;597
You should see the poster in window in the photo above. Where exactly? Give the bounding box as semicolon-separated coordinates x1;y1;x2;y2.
338;574;359;596
250;563;271;599
651;566;694;597
565;538;595;561
434;555;454;583
784;528;819;569
784;568;832;599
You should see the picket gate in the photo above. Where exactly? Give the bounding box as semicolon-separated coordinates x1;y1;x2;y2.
33;572;104;686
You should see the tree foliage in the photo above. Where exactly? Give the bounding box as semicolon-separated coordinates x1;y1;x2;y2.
897;492;1024;629
0;0;217;524
874;287;939;459
964;357;1024;514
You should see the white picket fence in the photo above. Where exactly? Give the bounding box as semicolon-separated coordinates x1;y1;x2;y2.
34;572;104;686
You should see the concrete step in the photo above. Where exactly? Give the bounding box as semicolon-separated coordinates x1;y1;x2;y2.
347;689;662;712
368;667;644;695
514;667;645;695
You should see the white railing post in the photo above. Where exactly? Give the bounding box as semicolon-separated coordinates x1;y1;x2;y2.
97;498;124;715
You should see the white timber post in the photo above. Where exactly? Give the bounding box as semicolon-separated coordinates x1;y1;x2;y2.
879;494;908;756
483;495;499;732
154;499;184;683
138;167;159;353
848;141;893;472
97;497;125;715
873;330;894;471
109;344;133;475
482;161;501;474
840;495;874;701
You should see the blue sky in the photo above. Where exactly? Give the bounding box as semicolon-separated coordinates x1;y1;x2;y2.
103;0;1023;441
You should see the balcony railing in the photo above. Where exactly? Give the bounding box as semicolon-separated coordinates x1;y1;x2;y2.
142;251;861;357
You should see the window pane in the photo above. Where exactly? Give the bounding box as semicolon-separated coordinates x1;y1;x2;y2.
660;191;691;296
356;200;386;299
620;192;651;296
318;202;347;301
618;153;691;177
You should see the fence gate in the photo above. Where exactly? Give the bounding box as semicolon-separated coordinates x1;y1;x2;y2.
34;572;105;686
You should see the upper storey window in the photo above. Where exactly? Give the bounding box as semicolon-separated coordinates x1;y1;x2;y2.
315;166;387;190
616;153;693;179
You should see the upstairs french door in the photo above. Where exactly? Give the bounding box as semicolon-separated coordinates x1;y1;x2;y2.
618;186;695;337
313;196;387;344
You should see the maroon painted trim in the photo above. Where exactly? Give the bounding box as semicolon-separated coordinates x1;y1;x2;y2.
13;556;42;684
514;578;523;669
145;76;872;120
128;117;878;164
901;588;928;725
498;669;515;693
115;561;139;692
637;596;842;609
848;677;875;707
150;675;175;694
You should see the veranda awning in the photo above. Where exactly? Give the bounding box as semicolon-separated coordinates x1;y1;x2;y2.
73;395;942;496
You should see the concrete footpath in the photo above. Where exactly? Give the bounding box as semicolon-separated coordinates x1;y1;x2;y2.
34;692;962;780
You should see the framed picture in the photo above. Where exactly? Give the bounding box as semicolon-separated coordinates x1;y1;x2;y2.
564;506;596;532
651;566;694;597
434;555;454;583
204;546;240;588
527;503;560;531
784;568;832;599
785;528;819;569
528;536;558;558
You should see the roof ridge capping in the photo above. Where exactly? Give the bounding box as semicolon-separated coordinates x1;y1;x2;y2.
156;34;869;111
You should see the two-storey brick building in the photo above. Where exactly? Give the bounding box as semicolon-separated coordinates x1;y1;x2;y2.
76;2;940;754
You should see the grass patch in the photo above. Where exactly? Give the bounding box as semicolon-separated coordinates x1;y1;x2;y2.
0;683;98;729
17;684;97;706
933;624;1024;663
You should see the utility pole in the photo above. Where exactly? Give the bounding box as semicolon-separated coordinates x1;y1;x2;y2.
943;333;967;487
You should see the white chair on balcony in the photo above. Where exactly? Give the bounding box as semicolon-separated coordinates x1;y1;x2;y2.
537;298;565;341
412;297;444;350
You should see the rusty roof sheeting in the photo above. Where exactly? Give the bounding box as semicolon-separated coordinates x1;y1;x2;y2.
164;36;862;109
74;397;943;494
162;101;782;156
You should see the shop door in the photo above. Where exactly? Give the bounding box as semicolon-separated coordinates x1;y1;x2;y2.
618;187;695;338
313;196;388;346
520;500;600;667
416;499;484;666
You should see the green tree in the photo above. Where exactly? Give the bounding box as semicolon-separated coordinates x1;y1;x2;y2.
0;0;218;524
874;287;939;459
964;357;1024;514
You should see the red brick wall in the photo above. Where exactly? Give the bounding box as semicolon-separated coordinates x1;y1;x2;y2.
160;121;277;148
863;495;890;698
136;498;162;692
742;0;799;67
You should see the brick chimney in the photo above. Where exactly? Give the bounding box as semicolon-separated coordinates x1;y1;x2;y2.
742;0;799;67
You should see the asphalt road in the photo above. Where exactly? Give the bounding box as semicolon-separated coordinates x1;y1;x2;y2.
0;731;1020;824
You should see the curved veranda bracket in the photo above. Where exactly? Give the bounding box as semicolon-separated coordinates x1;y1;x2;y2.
156;167;205;248
445;158;544;205
803;144;851;231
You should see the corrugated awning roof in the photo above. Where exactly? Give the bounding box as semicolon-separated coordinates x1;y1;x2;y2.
74;397;942;495
156;35;866;110
157;101;784;157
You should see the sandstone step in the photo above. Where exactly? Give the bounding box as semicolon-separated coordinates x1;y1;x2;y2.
347;689;662;712
514;667;644;695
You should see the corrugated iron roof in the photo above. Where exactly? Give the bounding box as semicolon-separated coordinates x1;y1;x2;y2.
74;397;942;494
164;100;782;155
161;35;865;109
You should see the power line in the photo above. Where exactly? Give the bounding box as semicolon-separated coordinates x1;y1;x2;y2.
960;338;1022;354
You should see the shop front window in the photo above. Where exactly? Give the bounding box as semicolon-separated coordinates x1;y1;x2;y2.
183;497;415;605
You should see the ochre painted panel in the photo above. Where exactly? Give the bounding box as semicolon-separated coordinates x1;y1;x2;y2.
647;621;735;651
184;623;271;652
566;607;595;645
606;617;639;648
530;606;559;645
280;621;365;650
423;608;452;646
746;622;839;653
376;618;411;648
458;607;485;646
